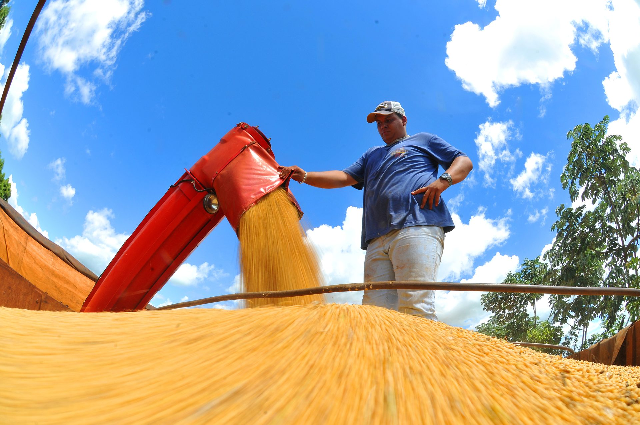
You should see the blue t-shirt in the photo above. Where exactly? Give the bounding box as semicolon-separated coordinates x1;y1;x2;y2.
343;132;466;249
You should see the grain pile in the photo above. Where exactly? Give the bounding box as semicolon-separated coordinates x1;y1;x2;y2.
1;304;640;424
238;188;324;307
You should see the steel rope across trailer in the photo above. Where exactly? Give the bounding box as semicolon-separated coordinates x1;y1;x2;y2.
156;281;640;310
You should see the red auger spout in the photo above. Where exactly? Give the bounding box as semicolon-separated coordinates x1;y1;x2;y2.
81;123;301;312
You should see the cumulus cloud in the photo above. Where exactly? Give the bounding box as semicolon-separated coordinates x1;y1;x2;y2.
437;252;520;329
0;63;31;159
438;209;511;281
304;207;514;309
48;158;66;181
48;157;77;204
527;207;548;224
474;120;521;186
603;0;640;113
57;208;225;287
56;208;129;274
510;152;551;199
150;293;173;308
169;262;227;286
36;0;149;104
7;175;48;238
306;206;365;304
60;184;76;201
0;18;12;52
445;0;609;107
609;111;640;167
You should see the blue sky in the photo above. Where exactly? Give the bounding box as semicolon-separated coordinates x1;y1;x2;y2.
2;0;639;331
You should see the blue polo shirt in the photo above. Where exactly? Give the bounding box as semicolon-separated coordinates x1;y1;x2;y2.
343;132;466;249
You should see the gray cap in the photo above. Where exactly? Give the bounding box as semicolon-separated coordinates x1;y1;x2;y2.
366;101;406;123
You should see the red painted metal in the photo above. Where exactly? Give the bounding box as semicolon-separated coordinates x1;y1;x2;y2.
82;123;299;312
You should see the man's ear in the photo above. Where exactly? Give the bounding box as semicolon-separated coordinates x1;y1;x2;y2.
402;116;407;126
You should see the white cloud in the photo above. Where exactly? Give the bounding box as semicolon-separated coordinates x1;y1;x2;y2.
599;0;640;169
438;209;511;281
7;175;48;238
227;274;242;293
510;152;551;199
66;75;96;104
306;206;365;304
462;252;520;284
437;252;520;329
476;0;488;8
56;208;224;288
169;262;227;287
56;208;129;274
7;118;30;159
60;184;76;201
0;18;12;52
48;158;66;181
604;0;640;112
151;294;173;308
445;0;610;107
474;120;521;186
0;63;31;159
36;0;149;104
527;207;548;224
609;108;640;168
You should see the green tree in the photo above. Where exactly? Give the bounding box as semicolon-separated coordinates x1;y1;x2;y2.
544;116;640;349
0;1;10;201
0;152;10;201
478;257;548;340
476;116;640;353
0;1;9;31
476;257;565;354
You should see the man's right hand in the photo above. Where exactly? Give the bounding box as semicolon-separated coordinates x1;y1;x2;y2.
278;165;306;183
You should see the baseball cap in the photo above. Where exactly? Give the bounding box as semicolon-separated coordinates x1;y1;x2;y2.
366;101;406;123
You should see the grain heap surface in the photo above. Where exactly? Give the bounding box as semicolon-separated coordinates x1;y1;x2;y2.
238;188;324;307
2;304;640;424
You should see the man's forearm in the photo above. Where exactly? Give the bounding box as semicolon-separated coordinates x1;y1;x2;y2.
278;166;356;188
445;156;473;184
305;170;356;189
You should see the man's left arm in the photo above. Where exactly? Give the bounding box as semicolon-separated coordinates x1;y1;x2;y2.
411;155;473;209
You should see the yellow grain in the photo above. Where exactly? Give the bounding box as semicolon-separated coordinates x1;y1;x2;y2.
1;304;640;424
238;188;324;307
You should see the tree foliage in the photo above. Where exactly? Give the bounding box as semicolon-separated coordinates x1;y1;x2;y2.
477;116;640;353
0;1;10;201
476;257;564;354
0;1;9;31
545;116;640;348
0;152;9;201
478;258;548;340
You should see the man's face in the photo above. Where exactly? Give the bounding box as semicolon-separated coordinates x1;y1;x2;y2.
376;113;407;145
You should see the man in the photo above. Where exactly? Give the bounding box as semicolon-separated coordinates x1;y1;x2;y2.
278;101;472;320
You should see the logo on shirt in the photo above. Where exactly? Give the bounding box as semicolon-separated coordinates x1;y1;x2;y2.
390;148;407;158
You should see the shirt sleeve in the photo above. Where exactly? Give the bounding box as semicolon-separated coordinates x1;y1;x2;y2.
343;153;366;190
421;134;467;170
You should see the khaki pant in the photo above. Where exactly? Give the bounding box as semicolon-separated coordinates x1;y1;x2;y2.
362;225;444;320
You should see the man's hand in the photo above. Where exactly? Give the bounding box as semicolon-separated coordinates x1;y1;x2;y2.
411;179;450;209
278;165;305;183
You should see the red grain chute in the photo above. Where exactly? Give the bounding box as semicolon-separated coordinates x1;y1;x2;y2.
81;123;301;312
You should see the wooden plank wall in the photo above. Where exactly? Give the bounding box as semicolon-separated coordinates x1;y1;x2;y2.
0;207;95;311
570;321;640;366
0;258;71;312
